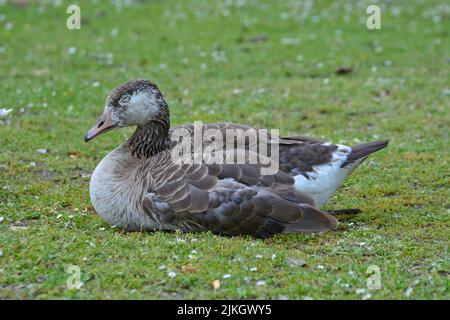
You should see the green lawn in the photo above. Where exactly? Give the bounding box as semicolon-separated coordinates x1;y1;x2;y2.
0;0;449;299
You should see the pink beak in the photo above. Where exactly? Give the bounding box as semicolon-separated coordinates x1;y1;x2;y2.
84;110;118;142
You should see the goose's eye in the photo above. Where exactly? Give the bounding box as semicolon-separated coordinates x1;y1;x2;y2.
119;95;131;105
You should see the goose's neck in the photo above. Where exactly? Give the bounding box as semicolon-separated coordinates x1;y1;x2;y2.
126;120;171;158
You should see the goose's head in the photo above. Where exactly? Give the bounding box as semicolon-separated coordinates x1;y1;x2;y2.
84;79;169;142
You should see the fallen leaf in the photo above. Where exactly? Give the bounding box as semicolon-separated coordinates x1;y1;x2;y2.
286;258;307;267
248;34;268;43
335;67;353;75
212;279;220;290
181;265;197;273
10;225;28;231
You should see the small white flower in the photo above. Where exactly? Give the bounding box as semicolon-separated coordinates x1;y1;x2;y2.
222;274;231;279
0;108;13;118
404;287;413;297
250;267;258;272
256;280;266;286
92;81;100;88
158;265;166;270
317;264;325;270
281;38;300;45
110;28;118;37
167;271;177;278
355;288;366;294
99;227;105;231
56;214;62;219
362;293;372;300
255;254;262;259
67;47;77;55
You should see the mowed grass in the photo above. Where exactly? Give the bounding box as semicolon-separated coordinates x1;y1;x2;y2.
0;0;449;299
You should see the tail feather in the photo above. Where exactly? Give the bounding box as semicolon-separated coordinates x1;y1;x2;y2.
283;204;338;233
342;140;389;167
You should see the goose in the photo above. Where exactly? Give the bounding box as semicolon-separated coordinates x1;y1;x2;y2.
84;79;388;238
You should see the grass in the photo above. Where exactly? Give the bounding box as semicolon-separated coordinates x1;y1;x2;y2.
0;0;449;299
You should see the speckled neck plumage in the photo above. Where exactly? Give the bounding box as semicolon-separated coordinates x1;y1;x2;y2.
126;119;171;158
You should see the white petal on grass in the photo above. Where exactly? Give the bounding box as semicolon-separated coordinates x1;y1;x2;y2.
404;287;413;297
256;280;266;286
362;293;372;300
0;108;12;118
281;38;300;45
222;274;231;279
110;28;118;37
167;271;177;278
